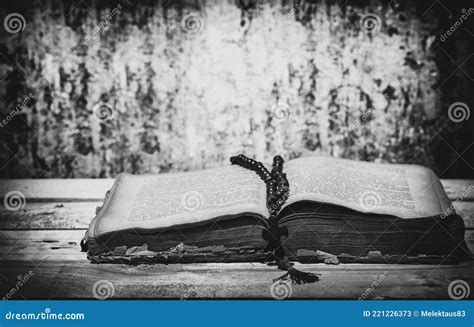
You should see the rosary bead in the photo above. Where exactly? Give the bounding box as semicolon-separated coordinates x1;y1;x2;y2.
271;166;282;175
277;186;288;194
280;175;289;187
273;155;284;165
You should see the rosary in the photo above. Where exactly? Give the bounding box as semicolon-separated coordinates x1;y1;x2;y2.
230;154;320;285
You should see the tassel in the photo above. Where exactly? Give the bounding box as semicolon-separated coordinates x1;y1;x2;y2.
80;231;88;252
273;266;320;285
262;223;321;285
274;257;320;284
80;238;88;252
80;230;89;252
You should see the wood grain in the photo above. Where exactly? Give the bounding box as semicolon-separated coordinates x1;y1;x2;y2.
1;260;473;299
0;179;113;202
441;179;474;201
0;202;100;229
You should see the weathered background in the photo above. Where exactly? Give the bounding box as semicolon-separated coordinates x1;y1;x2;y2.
0;0;472;178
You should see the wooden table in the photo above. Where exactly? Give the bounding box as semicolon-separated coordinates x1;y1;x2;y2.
1;179;473;299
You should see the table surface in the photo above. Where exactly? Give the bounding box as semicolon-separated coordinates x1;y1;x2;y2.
0;179;473;299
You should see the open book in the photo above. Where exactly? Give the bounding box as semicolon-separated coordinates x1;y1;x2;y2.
85;156;471;262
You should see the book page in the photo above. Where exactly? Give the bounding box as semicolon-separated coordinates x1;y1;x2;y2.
284;156;452;219
92;166;268;236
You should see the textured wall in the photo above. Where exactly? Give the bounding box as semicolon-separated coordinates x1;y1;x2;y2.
0;0;472;178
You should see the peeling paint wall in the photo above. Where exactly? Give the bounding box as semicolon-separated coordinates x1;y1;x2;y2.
0;0;472;178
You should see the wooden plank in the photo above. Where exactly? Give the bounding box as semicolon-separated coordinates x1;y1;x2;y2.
0;230;85;261
0;179;472;201
1;201;473;230
0;179;113;201
1;230;473;299
441;179;474;201
0;202;99;229
0;260;472;299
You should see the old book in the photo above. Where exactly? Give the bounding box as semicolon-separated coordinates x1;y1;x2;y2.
84;156;471;261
